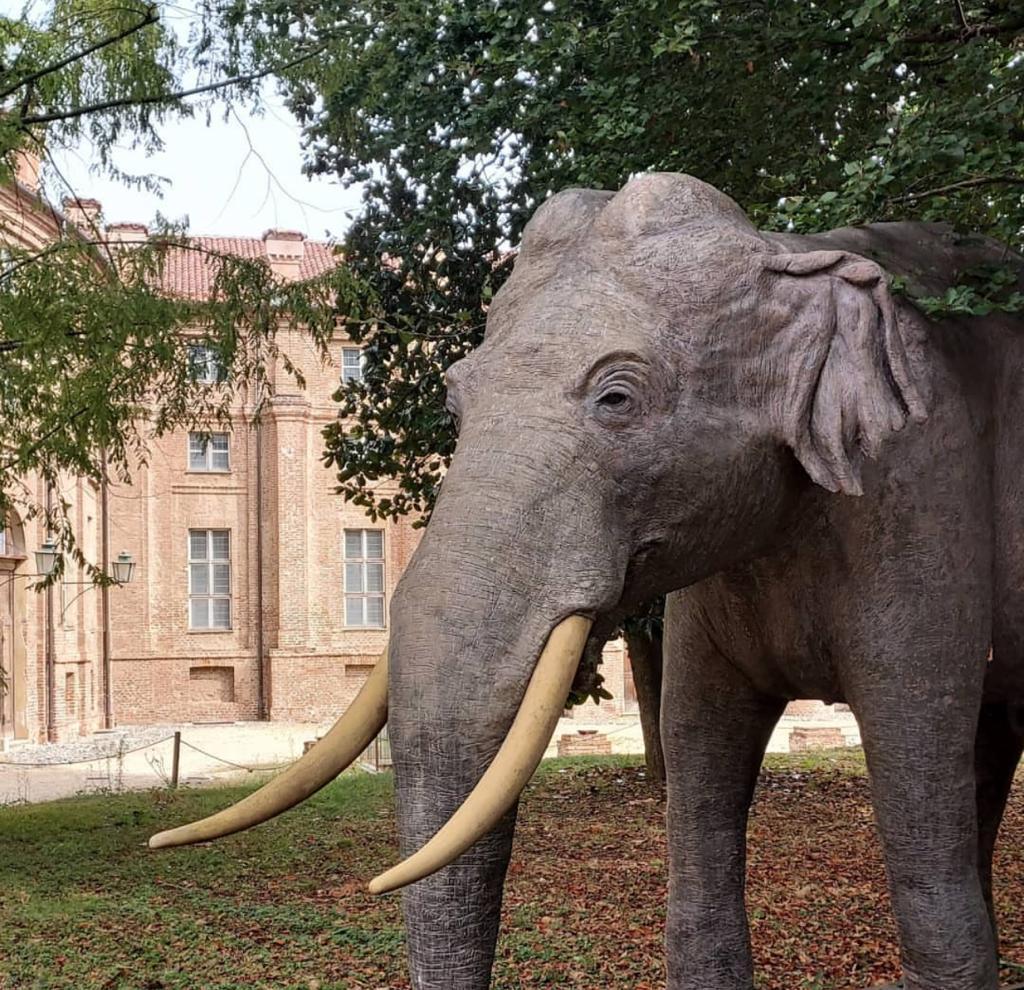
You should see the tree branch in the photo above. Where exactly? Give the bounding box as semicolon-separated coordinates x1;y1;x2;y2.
0;406;91;474
0;330;89;355
894;174;1024;202
952;0;970;32
0;243;71;284
902;15;1024;44
20;46;326;127
0;5;159;102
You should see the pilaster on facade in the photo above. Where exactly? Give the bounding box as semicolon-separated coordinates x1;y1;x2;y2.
268;405;313;653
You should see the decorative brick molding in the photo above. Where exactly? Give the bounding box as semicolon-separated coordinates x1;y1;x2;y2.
789;727;846;752
557;731;612;757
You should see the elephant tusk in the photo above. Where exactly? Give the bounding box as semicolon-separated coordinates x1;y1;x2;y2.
148;652;389;850
368;614;592;895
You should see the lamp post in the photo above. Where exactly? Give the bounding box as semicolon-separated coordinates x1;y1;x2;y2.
105;549;135;730
36;523;58;741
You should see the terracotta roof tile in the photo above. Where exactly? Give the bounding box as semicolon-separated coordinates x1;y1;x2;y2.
156;234;339;300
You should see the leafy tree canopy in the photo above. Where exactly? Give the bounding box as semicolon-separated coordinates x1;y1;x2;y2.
234;0;1023;524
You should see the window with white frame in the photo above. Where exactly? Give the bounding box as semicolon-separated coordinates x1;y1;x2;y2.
188;432;230;472
341;347;364;384
188;344;227;384
188;529;231;629
343;529;385;627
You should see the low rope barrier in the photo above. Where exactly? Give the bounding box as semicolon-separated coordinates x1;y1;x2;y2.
0;731;297;777
0;733;177;767
2;718;627;779
177;738;291;773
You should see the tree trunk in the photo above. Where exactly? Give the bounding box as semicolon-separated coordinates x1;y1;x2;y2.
623;625;665;783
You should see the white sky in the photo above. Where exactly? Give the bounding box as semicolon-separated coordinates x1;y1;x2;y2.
47;93;364;240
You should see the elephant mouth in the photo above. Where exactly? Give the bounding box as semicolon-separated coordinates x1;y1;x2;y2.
148;615;593;893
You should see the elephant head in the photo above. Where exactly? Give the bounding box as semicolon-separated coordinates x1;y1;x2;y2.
150;173;925;989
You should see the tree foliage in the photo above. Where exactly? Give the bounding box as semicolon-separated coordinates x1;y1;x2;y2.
234;0;1024;523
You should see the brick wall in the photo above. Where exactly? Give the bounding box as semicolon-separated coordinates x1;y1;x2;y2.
1;478;105;745
789;726;847;752
563;638;634;722
1;183;106;745
557;731;613;757
0;187;433;741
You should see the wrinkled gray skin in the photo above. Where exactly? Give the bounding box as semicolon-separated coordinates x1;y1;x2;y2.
387;173;1024;990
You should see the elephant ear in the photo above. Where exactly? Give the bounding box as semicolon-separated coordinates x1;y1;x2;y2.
765;250;928;496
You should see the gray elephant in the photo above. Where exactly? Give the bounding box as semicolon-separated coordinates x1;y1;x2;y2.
151;173;1024;990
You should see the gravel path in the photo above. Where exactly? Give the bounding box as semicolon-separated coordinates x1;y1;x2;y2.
0;725;177;766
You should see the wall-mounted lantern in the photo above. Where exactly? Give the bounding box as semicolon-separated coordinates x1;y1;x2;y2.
111;550;136;585
34;539;59;578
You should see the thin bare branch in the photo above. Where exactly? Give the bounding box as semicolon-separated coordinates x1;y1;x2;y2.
20;46;326;127
903;15;1024;44
0;406;91;474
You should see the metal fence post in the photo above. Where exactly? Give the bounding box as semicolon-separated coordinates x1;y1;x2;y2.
170;731;181;789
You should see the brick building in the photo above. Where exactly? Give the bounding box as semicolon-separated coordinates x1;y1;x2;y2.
103;226;423;726
1;157;108;746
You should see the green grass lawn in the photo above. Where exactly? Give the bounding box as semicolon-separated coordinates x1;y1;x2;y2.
0;752;1021;990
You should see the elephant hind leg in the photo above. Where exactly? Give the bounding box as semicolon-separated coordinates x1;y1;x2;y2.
975;701;1024;953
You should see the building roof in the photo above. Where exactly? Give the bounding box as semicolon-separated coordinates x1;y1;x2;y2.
156;232;340;300
1;172;341;298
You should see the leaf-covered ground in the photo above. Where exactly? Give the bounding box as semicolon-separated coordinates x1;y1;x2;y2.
0;752;1021;989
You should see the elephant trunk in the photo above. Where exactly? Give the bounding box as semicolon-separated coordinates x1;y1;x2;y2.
371;615;590;895
385;433;619;990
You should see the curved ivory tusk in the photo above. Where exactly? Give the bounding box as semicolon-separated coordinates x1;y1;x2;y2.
368;615;592;895
149;653;388;850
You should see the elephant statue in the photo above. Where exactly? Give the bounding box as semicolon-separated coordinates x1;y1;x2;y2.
150;173;1024;990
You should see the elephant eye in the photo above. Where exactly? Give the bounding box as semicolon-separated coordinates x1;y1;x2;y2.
592;377;640;422
598;389;630;408
579;352;651;425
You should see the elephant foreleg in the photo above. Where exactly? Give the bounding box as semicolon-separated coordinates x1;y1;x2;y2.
662;595;784;990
